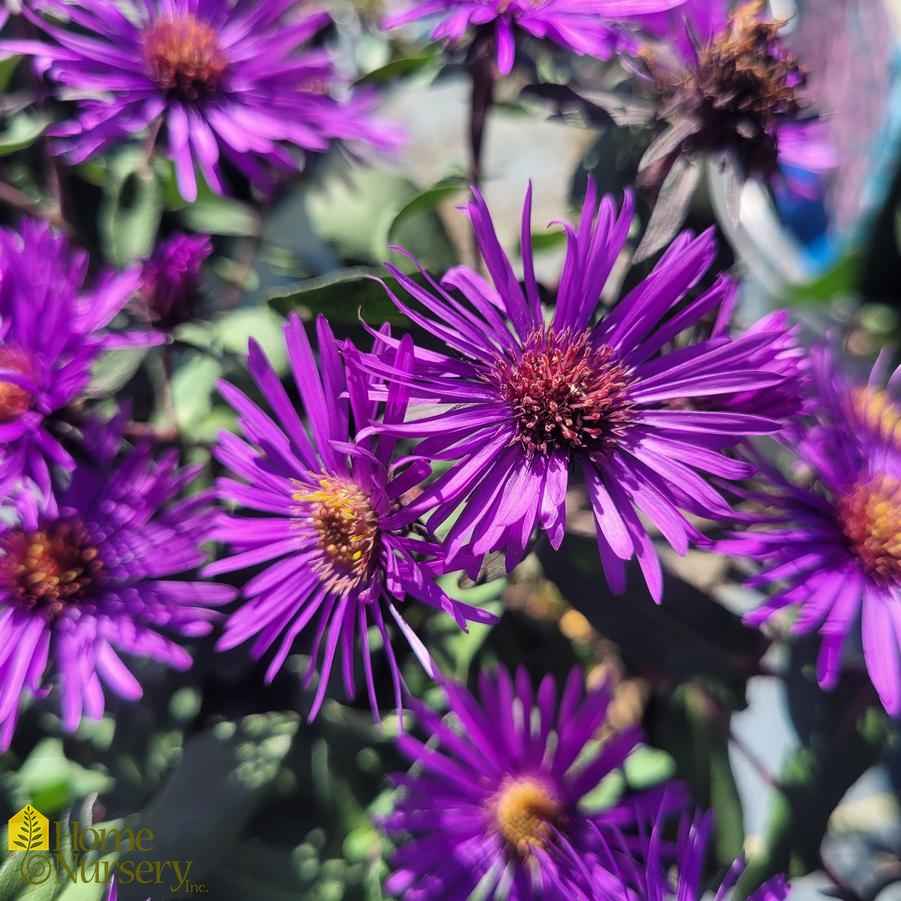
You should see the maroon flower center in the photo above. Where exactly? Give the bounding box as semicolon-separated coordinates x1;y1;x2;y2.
492;329;635;457
293;476;380;592
142;15;228;100
0;519;104;618
492;777;563;857
658;0;807;178
836;475;901;584
0;345;35;424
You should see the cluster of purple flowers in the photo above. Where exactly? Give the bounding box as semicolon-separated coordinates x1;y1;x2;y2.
0;221;235;750
0;0;893;898
3;0;399;201
381;667;791;899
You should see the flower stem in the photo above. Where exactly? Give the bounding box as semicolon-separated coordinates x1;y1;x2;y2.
468;29;496;190
0;179;66;227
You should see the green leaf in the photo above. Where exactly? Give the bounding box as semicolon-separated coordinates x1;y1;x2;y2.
0;114;50;157
305;165;414;263
430;574;504;679
355;53;441;85
387;176;466;226
623;746;677;791
386;177;465;272
181;195;259;237
0;56;22;94
165;354;222;436
791;249;862;303
268;268;415;327
16;740;114;817
51;882;107;901
525;229;567;255
100;151;163;267
118;713;300;897
86;347;150;398
303;160;459;270
655;682;744;868
9;854;59;901
212;307;287;371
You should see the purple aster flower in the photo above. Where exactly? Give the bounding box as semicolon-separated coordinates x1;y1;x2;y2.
631;0;836;257
0;219;152;497
384;0;685;76
589;808;789;900
720;349;901;715
138;232;211;330
5;1;399;201
0;414;235;751
206;314;497;721
702;307;808;422
648;812;789;901
364;181;801;600
382;666;681;900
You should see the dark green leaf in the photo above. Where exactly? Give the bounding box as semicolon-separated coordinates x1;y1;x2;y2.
539;535;767;703
86;347;150;398
268;268;415;327
181;196;259;237
0;114;50;157
791;249;862;303
355;53;441;85
100;151;163;267
654;682;744;867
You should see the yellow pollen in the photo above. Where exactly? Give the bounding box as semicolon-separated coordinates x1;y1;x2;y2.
493;778;563;857
0;518;103;618
293;476;379;590
0;346;35;424
837;474;901;584
852;387;901;450
142;15;228;99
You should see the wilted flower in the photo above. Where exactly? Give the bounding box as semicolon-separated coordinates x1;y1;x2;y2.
207;315;496;721
633;0;835;257
384;0;685;76
0;415;235;751
382;666;681;900
721;350;901;715
139;232;212;330
5;0;399;201
0;219;150;497
364;181;802;600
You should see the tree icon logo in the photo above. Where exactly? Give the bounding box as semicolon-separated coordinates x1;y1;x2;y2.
7;806;49;852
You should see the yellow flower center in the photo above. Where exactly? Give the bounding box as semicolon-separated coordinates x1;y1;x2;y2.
143;15;228;99
852;387;901;450
0;346;35;424
293;476;379;592
837;474;901;584
492;778;563;857
0;519;103;618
